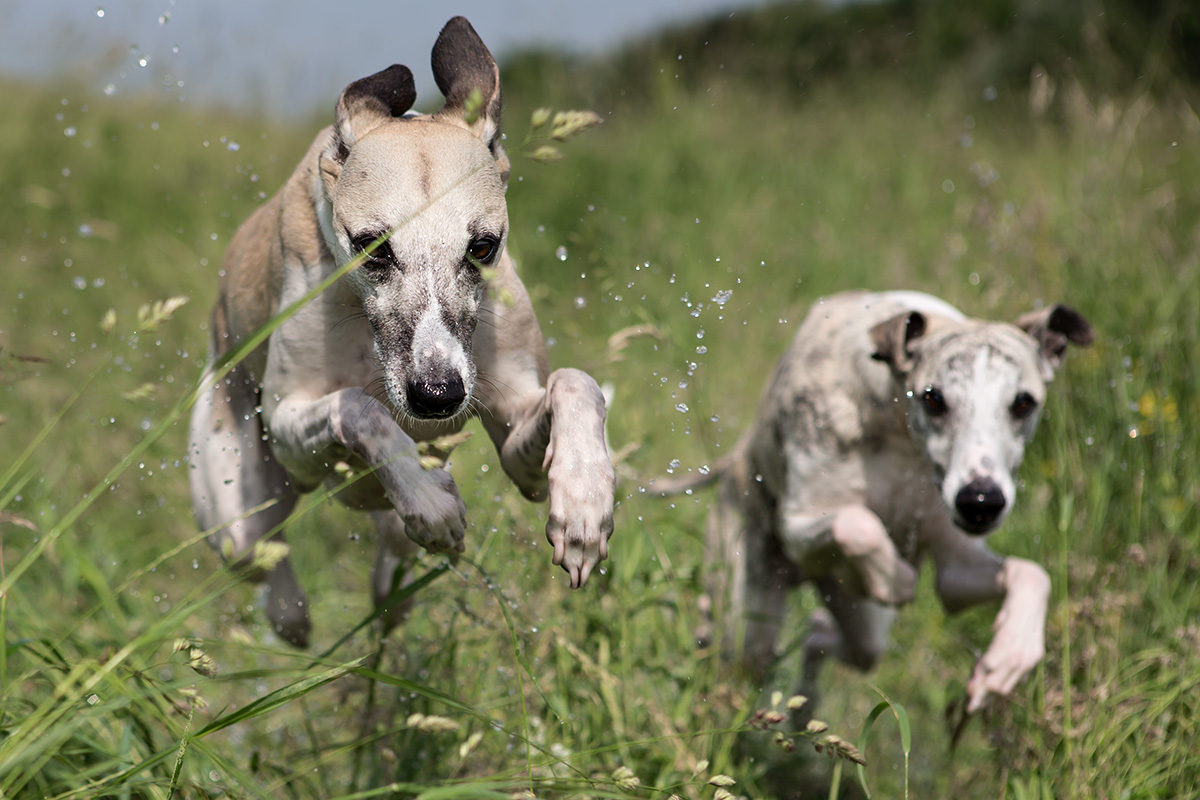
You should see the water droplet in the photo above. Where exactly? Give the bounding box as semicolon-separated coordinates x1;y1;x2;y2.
574;296;587;309
96;7;104;18
226;140;240;152
675;403;689;413
72;276;86;290
696;345;707;354
64;126;77;137
696;329;705;339
942;179;955;194
555;245;568;261
713;289;733;305
698;465;710;475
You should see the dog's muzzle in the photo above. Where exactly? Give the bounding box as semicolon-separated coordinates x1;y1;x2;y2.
954;477;1006;535
406;375;467;419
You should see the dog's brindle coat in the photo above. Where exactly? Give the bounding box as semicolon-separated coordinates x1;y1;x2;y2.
657;290;1092;711
188;17;614;646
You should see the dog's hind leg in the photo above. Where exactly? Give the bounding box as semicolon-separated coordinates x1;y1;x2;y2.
188;367;308;645
370;509;420;636
710;477;798;677
801;575;897;704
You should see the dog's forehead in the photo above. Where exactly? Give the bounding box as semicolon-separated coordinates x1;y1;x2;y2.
335;120;507;231
913;321;1043;391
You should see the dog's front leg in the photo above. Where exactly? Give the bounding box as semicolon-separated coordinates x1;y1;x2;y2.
493;368;615;588
267;387;467;553
779;502;917;607
933;539;1050;712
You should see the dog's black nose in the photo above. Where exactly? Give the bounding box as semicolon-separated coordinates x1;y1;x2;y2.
954;478;1007;534
406;374;466;418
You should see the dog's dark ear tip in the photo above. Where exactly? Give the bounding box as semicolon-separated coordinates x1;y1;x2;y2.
1048;304;1096;346
904;310;927;342
870;351;890;363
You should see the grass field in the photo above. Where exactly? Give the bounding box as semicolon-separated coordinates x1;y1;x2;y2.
2;2;1199;798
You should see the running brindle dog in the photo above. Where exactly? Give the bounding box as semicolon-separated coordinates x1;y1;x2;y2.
655;290;1092;712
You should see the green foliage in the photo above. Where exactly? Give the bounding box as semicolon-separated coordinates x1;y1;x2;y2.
3;1;1200;798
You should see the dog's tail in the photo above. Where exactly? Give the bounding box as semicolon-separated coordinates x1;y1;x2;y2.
644;450;738;497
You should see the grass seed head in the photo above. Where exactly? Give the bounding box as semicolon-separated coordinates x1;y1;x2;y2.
805;719;830;734
612;765;640;791
528;144;564;164
813;734;866;766
135;296;189;332
99;308;117;335
407;713;460;733
250;540;289;572
459;730;484;759
786;694;808;711
187;647;218;678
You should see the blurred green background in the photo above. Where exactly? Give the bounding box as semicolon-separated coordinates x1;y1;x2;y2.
2;1;1197;797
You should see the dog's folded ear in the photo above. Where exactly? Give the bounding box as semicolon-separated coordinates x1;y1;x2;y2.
432;16;509;180
331;64;418;163
870;310;927;373
1015;304;1095;381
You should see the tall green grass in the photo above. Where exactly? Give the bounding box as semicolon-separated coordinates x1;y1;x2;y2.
3;1;1199;797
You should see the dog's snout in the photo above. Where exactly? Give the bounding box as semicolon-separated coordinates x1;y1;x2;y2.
406;374;466;419
954;478;1006;534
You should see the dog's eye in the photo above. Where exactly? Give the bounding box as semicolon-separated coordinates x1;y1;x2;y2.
351;233;393;273
351;233;381;255
1011;391;1038;420
922;386;948;417
466;236;499;265
352;233;387;258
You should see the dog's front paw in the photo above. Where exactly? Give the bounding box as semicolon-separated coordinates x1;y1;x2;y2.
394;467;467;555
858;552;917;607
545;452;615;588
965;560;1049;712
829;504;917;606
966;630;1044;713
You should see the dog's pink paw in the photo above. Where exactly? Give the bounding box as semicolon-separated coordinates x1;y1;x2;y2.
544;454;615;588
965;621;1045;712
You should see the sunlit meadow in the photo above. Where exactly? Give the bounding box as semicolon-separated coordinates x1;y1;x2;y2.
2;2;1198;798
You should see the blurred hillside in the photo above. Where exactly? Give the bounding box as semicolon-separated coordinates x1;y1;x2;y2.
504;0;1199;109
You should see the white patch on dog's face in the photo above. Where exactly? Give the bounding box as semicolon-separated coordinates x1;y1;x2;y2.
903;323;1047;534
326;120;507;421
